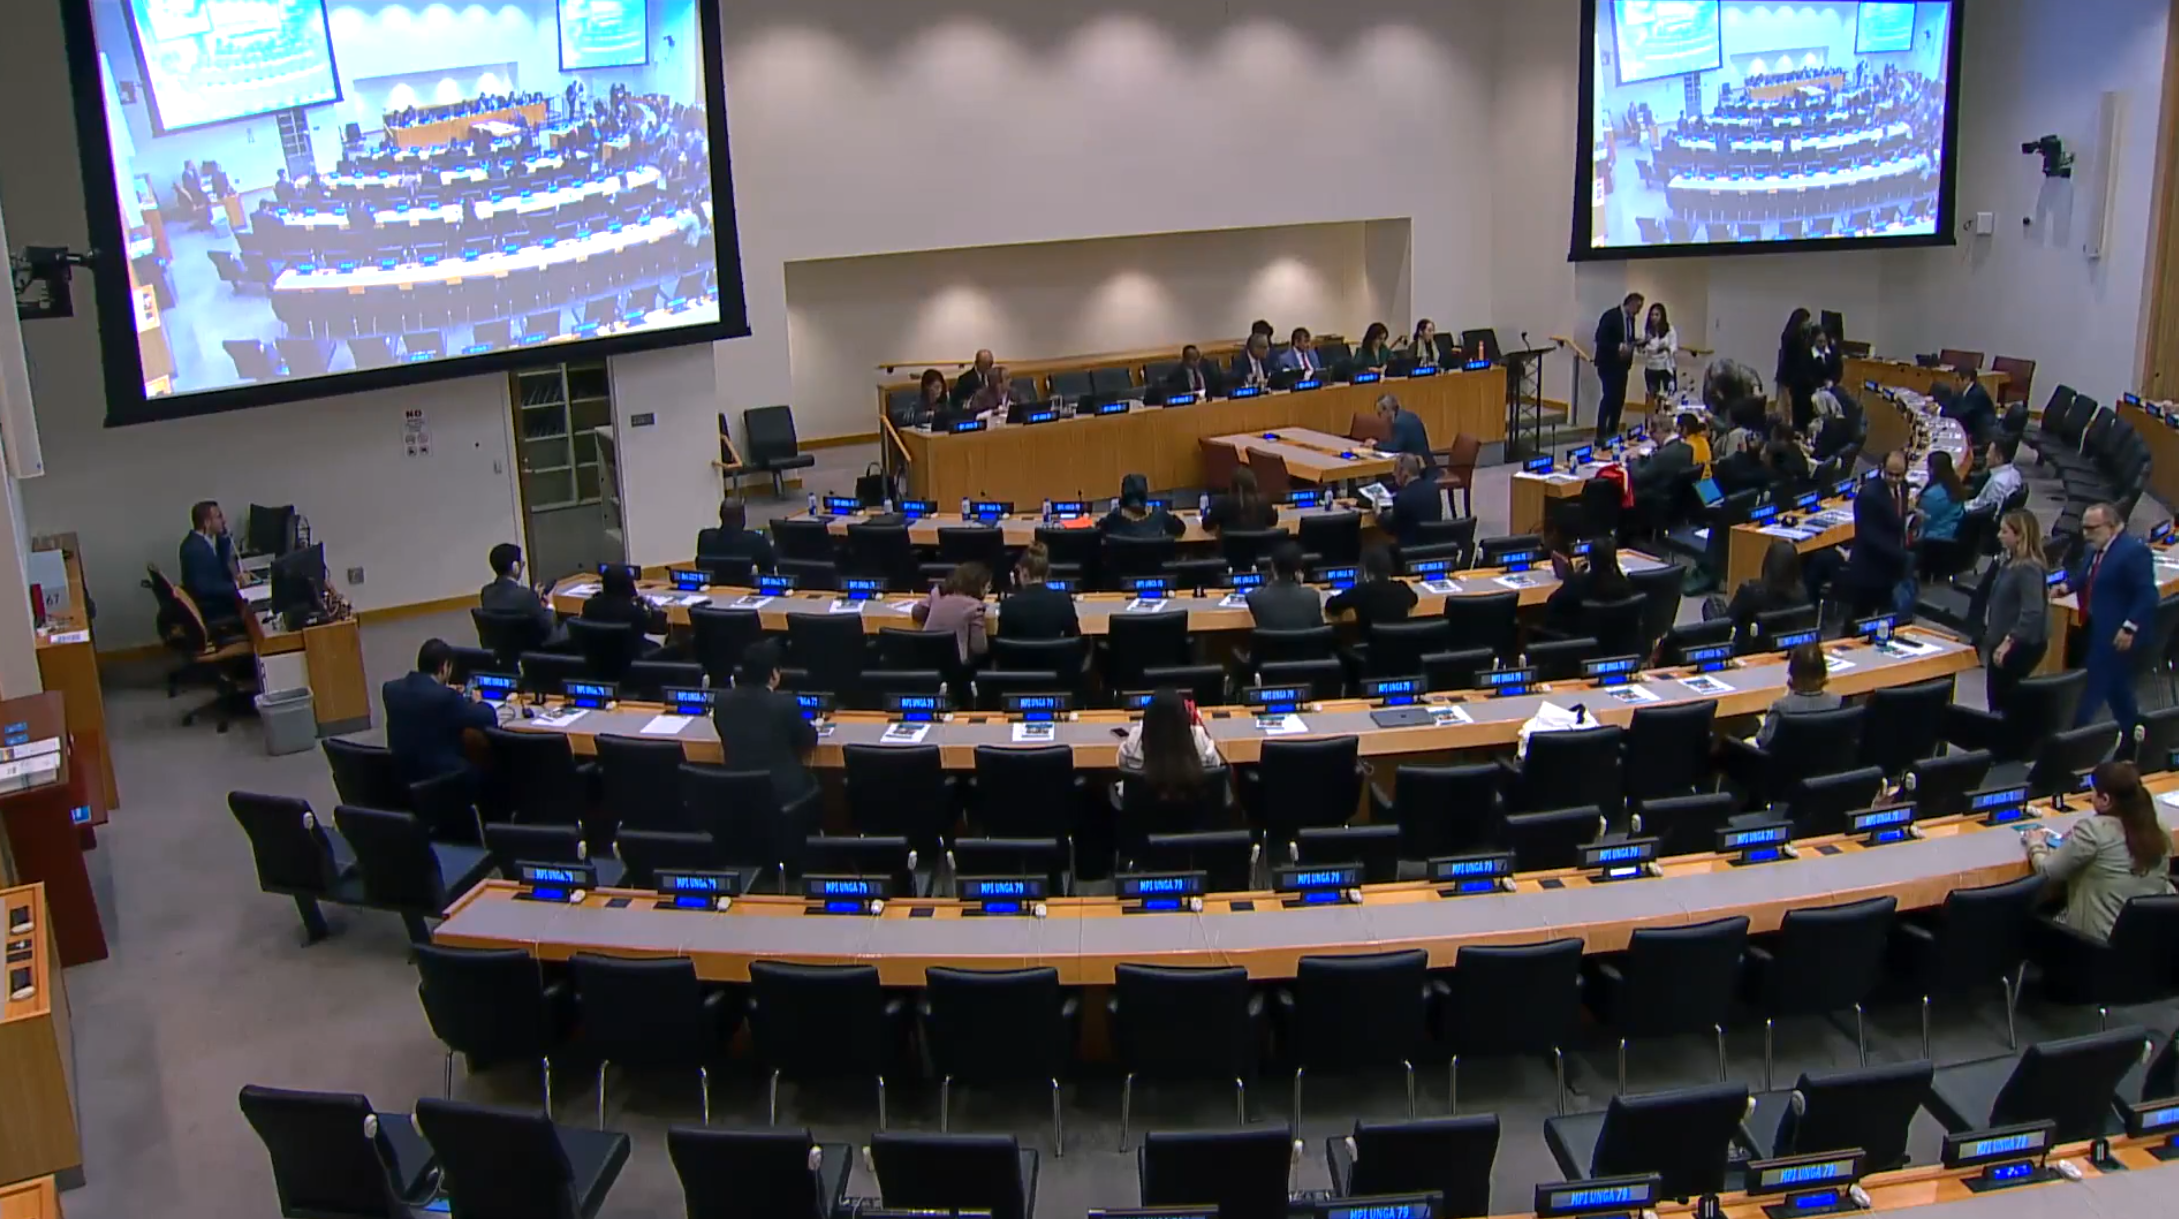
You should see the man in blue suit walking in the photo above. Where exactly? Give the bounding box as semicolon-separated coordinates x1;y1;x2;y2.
2059;503;2159;741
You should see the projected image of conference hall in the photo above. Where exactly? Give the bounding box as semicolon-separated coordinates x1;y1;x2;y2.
1590;1;1953;250
95;0;720;399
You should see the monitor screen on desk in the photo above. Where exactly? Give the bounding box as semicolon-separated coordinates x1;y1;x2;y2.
270;541;326;618
65;0;749;424
1575;1;1962;261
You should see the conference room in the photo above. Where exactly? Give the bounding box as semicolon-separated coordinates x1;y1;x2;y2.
10;0;2179;1217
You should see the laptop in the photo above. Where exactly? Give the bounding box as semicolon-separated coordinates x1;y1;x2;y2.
1694;477;1724;509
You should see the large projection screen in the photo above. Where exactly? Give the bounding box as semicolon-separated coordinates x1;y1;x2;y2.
63;0;749;425
1575;0;1963;262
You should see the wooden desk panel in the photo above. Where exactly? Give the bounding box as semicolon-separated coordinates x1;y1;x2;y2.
2120;400;2179;510
29;537;113;818
789;505;1375;547
0;886;80;1189
250;617;371;734
897;370;1504;505
1847;357;2008;411
388;103;546;149
0;1178;59;1219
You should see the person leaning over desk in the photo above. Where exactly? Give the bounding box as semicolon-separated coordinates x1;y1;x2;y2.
2024;760;2174;942
1379;453;1443;547
180;499;244;628
951;349;997;405
999;544;1078;640
382;638;497;788
1374;394;1435;468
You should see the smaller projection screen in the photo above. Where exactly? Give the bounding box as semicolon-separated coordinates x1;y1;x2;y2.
64;0;748;425
1575;0;1963;261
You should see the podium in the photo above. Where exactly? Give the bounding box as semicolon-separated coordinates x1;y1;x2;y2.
0;694;104;968
1501;345;1558;460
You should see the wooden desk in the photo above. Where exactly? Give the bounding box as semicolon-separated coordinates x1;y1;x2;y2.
27;537;113;819
0;886;80;1190
2040;539;2179;677
1847;356;2008;407
895;370;1505;505
1506;440;1659;534
1745;72;1848;100
247;616;371;736
0;1178;60;1219
2119;398;2179;510
387;102;546;149
0;699;103;967
1203;428;1395;485
788;504;1377;548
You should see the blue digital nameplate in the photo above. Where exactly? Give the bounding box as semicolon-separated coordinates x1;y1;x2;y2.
822;496;861;517
1479;667;1537;698
1352;371;1384;384
1851;803;1916;845
1431;852;1516;895
1523;455;1556;475
663;687;715;717
958;875;1048;916
1229;385;1266;399
1021;408;1058;425
1943;1123;2053;1169
1160;393;1197;408
1003;693;1071;722
1292;378;1323;392
1045;578;1077;594
1224;571;1267;591
1407;559;1456;579
473;672;518;703
1749;503;1781;525
1244;685;1310;716
900;500;937;519
1794;491;1823;512
1968;784;2031;826
1746;1151;1864;1197
1463;358;1493;372
1719;822;1792;865
1096;399;1134;415
1310;1194;1438;1219
1855;613;1898;641
757;574;797;595
1567;445;1595;466
563;680;616;710
1289;489;1327;509
1406;364;1440;378
1495;549;1541;573
1534;1174;1663;1218
655;870;744;909
670;568;708;591
1316;565;1359;590
793;692;834;721
1580;838;1658;880
803;875;889;914
1117;871;1206;912
970;501;1013;520
836;576;883;603
1362;677;1425;706
1047;500;1090;519
1126;577;1171;598
950;419;986;433
1115;691;1157;712
1582;656;1642;688
1773;628;1822;651
516;861;595;903
887;694;946;723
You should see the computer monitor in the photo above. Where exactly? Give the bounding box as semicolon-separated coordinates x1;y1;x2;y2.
245;503;297;557
269;542;327;620
1821;310;1846;342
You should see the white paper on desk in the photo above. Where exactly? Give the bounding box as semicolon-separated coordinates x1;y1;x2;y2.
1606;685;1662;705
881;723;931;744
731;595;776;609
640;714;695;736
1430;705;1474;726
828;600;867;614
1219;594;1249;609
1876;638;1942;658
675;593;711;606
44;630;88;645
1679;674;1732;695
1256;713;1309;735
2162;791;2179;809
1127;598;1171;613
1419;580;1460;596
887;601;921;615
642;594;674;607
240;585;273;605
1823;654;1857;673
1011;722;1058;744
1760;526;1821;541
530;709;589;728
1544;473;1582;484
1694;528;1712;542
1493;574;1539;590
562;583;600;597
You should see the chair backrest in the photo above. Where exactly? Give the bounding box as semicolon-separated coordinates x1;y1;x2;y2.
1773;1060;1933;1172
1348;411;1393;444
800;835;916;894
682;765;796;871
1757;896;1897;1015
238;1084;411;1219
1298;513;1363;565
1624;702;1719;802
1580;595;1648;657
596;734;692;833
1258;658;1343;702
771;519;836;562
1992;1027;2154;1141
876;626;962;674
1444;938;1584;1055
1290;950;1430;1069
845;522;916;586
1442;592;1521;660
870;1133;1028;1219
484;823;584;876
1139;663;1227;709
1139;1126;1297;1219
1787;766;1886;839
1368;620;1453;676
1500;805;1603;872
1113;963;1259;1080
413;944;558;1063
1106;612;1193;687
1764;707;1867;787
567;618;643;682
1255;736;1361;840
2026;722;2121;798
570;953;711;1065
1992;669;2090;761
950;836;1066;893
1614;917;1751;1036
969;746;1077;838
1136;829;1255;892
1904;748;1994;820
334;805;447;911
2099;895;2179;1003
323;737;412;811
1626;565;1684;653
413;1097;588;1219
1199;438;1241;494
1916;872;2045;991
748;961;891;1076
1346;1116;1497;1219
922;966;1068;1082
786;614;869;692
1251;626;1336;668
1591;1083;1752;1200
468;606;537;666
1515;725;1623;814
228;792;340;896
518;652;588;697
1295;823;1402;884
2136;706;2179;775
1247;449;1292;500
1104;534;1177;584
624;660;704;703
482;727;588;825
1421;648;1496;694
1939;348;1985;373
689;608;764;685
743;405;802;463
614;829;719;889
1632;792;1737;857
842;744;950;851
666;1126;830;1219
1385;763;1500;860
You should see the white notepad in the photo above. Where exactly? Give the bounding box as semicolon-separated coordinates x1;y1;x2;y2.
640;715;695;736
881;723;932;744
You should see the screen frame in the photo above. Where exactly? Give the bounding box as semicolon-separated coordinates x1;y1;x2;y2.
1613;1;1724;87
122;0;346;136
1854;1;1919;54
557;0;650;72
1571;0;1965;263
62;0;752;426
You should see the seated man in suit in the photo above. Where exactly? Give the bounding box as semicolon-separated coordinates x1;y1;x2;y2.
179;500;244;629
383;638;497;786
951;349;997;405
479;543;563;647
1246;542;1326;630
1163;344;1221;398
696;501;777;571
964;363;1019;418
1378;454;1444;546
1629;413;1703;526
1232;334;1275;392
1933;378;1998;446
1373;393;1436;468
1275;328;1322;377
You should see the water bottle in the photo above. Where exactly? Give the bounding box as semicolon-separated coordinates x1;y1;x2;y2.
806;491;817;517
1198;492;1210;517
1042;499;1053;522
959;496;970;520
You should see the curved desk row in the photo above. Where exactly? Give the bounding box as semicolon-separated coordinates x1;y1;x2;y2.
387;102;548;149
777;501;1381;548
547;552;1678;637
502;627;1976;769
436;710;2158;983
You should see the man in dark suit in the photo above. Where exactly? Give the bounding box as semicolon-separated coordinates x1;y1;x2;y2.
712;640;820;807
1232;334;1275;391
1841;450;1914;617
1274;328;1321;376
272;169;300;207
479;543;562;646
1934;378;1998;446
383;639;497;785
1380;454;1444;546
179;500;243;629
1246;542;1326;630
2060;503;2159;741
951;349;997;404
695;501;776;571
1163;344;1221;398
1374;394;1435;468
1593;291;1644;441
999;547;1079;639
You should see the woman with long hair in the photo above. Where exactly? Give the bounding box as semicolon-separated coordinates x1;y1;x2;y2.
914;368;947;421
1917;450;1967;542
1981;510;2050;713
1356;322;1393;371
1204;466;1279;533
1119;687;1220;798
1403;318;1439;368
1724;538;1808;643
912;560;992;663
2026;761;2175;941
1640;302;1679;411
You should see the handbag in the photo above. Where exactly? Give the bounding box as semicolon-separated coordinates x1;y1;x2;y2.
854;462;889;507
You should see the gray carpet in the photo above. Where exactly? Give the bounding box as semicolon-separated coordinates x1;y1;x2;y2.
55;450;2176;1218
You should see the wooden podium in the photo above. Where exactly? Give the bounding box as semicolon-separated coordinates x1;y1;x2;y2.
0;695;104;967
0;885;81;1190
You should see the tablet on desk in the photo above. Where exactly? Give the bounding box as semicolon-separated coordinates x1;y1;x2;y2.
241;584;274;605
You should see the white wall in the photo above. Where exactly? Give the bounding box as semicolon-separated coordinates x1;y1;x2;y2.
781;222;1392;437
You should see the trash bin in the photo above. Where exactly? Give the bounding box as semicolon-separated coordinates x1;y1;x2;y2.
255;687;317;756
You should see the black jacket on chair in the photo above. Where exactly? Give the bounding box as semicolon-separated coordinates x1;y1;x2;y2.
999;584;1080;640
696;527;776;571
382;671;496;784
582;591;667;637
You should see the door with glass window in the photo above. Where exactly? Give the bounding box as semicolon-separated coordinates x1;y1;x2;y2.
511;360;625;581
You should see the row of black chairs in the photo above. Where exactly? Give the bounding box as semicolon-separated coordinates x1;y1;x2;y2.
2033;386;2154;531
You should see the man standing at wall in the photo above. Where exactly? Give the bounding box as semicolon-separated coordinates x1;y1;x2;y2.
1593;291;1643;442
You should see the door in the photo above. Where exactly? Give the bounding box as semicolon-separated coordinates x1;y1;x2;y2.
510;360;626;581
275;108;316;182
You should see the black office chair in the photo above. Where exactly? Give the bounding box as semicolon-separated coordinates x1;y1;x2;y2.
414;943;573;1111
1572;595;1648;657
613;829;718;890
594;734;689;835
229;791;367;944
1365;620;1453;678
238;1084;442;1219
1370;762;1500;863
1925;1027;2151;1142
1241;736;1362;852
876;625;962;674
1630;792;1737;858
412;1097;631;1219
747;961;910;1129
1294;824;1401;883
2133;705;2179;774
1298;513;1363;565
1499;805;1605;872
1621;701;1717;805
1104;613;1194;694
474;608;552;669
1325;1117;1496;1219
1585;916;1749;1093
483;726;595;835
1110;964;1264;1149
968;745;1081;844
1502;725;1623;816
1221;528;1285;575
1887;871;2044;1058
572;953;739;1127
689;607;764;686
1441;938;1584;1115
335;805;494;943
1421;647;1496;693
682;765;819;885
1742;896;1896;1089
931;526;1008;589
1543;1083;1751;1202
566;619;648;683
1943;669;2088;762
1720;706;1866;810
868;1132;1038;1219
990;636;1091;701
2032;894;2179;1024
1249;626;1337;670
949;837;1068;896
323;737;412;812
920;966;1078;1152
1131;830;1256;893
1783;766;1885;839
1901;748;1995;820
1627;564;1684;655
1137;1126;1298;1219
1104;535;1178;589
842;744;957;857
1034;526;1101;586
2023;722;2121;798
1526;636;1599;682
1137;663;1226;710
1277;950;1431;1122
800;835;921;897
623;660;703;703
1740;1061;1933;1174
785;614;868;703
845;522;918;590
743;405;817;498
1856;676;1955;776
1257;658;1344;701
772;518;837;562
521;652;589;697
1442;591;1521;662
665;1126;851;1219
